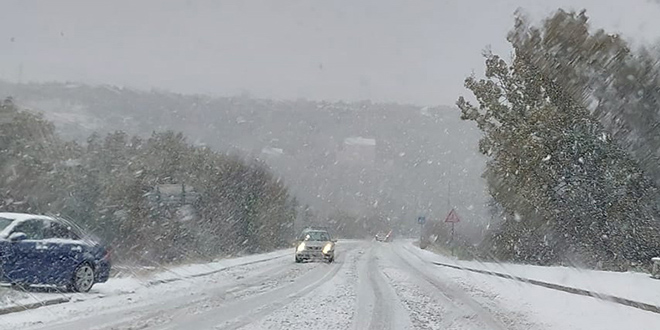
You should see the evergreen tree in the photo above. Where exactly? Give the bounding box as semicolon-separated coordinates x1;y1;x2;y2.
457;42;660;268
508;9;660;191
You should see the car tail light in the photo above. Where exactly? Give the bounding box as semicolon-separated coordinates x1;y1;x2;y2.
103;247;112;261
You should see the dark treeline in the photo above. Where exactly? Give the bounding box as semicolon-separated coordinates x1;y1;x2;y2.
0;80;486;236
0;98;296;265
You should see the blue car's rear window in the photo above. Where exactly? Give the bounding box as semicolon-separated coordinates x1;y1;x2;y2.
0;217;13;232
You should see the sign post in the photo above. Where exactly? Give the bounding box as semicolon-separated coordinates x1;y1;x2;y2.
444;209;460;256
417;216;426;247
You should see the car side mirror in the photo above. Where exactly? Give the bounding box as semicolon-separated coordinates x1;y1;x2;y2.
9;232;27;242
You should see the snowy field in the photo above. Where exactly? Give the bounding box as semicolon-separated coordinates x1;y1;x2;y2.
0;240;659;329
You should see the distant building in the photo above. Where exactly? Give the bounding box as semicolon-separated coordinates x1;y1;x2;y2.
261;146;284;157
336;136;376;166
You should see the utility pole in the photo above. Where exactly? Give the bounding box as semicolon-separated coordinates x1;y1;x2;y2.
448;180;455;257
17;63;23;84
417;215;426;248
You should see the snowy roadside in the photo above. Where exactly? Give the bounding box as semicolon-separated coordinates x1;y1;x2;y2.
408;241;660;309
395;242;660;330
0;247;292;314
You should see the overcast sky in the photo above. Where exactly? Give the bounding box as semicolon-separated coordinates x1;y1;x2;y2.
2;0;660;106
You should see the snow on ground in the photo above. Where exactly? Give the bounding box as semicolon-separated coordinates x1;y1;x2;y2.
145;248;292;283
353;245;414;330
408;242;660;307
240;245;362;330
382;262;485;329
438;265;660;330
0;247;291;321
3;239;660;330
0;258;301;329
386;244;519;330
401;242;660;330
0;241;365;330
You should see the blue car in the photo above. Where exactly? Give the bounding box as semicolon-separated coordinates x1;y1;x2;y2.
0;213;111;292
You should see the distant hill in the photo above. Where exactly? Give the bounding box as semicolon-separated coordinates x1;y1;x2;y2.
0;80;489;237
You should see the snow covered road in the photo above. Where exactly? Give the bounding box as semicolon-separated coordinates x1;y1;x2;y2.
2;240;660;329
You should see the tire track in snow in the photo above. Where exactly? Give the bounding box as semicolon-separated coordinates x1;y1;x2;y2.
389;244;508;330
241;245;365;330
155;242;361;330
366;249;390;330
378;245;481;330
29;255;309;330
352;245;379;330
352;242;413;330
123;259;311;330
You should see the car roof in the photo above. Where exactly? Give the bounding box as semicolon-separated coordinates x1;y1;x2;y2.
0;212;55;222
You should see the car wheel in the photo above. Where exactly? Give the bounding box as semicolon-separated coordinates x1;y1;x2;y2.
71;263;95;293
327;256;334;263
295;256;302;263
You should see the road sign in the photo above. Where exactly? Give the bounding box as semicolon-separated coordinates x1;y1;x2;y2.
417;216;426;225
444;209;460;223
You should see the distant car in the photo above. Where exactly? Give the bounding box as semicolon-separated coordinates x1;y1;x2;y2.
0;213;111;292
375;230;393;242
294;229;335;263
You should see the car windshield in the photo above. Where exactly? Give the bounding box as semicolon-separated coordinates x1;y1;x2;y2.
0;217;13;232
2;1;660;329
301;231;330;241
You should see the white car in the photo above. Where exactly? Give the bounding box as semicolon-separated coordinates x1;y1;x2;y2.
294;229;335;263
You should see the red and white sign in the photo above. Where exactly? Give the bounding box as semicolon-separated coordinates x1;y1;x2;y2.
444;209;461;223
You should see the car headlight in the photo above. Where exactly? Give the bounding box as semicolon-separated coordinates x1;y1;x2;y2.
297;242;306;252
322;243;333;254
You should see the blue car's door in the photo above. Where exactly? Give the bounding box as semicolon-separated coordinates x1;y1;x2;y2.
42;220;85;284
3;219;46;284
